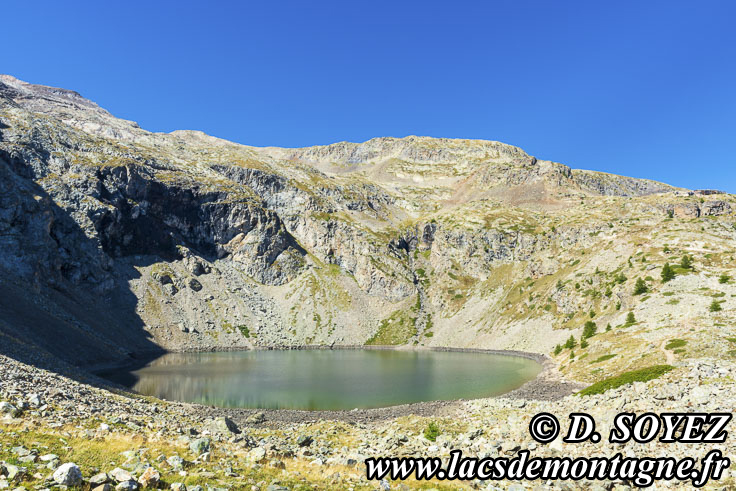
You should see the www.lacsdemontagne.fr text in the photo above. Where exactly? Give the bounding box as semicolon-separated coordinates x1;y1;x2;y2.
366;449;730;487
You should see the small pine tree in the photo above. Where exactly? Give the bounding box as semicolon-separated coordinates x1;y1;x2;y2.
710;300;722;312
615;272;627;284
580;338;589;349
634;278;649;295
680;254;692;269
564;335;577;349
606;323;612;331
667;209;674;219
661;263;675;283
626;311;636;325
553;344;562;355
616;302;621;311
582;321;597;339
570;351;575;359
424;422;440;441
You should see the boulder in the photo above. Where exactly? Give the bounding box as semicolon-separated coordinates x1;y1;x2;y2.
188;278;203;292
90;472;111;485
207;416;240;435
189;437;211;455
110;467;133;482
297;435;313;447
0;402;21;418
166;455;186;470
138;467;160;489
3;465;23;482
246;412;265;424
52;463;82;486
116;480;139;491
248;447;267;463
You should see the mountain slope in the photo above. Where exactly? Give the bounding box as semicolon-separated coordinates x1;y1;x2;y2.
1;75;734;383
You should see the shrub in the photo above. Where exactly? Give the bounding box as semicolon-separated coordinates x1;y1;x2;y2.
680;254;692;269
661;263;675;283
719;274;731;284
424;422;440;441
570;351;575;359
590;354;617;364
582;321;597;339
625;312;636;326
580;339;589;349
665;339;686;350
634;278;649;295
667;209;674;219
579;365;675;396
710;300;722;312
614;273;627;284
237;325;251;338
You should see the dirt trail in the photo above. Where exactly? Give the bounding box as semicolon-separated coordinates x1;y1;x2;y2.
660;340;676;364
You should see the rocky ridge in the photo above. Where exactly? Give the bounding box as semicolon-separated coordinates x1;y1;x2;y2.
2;75;733;372
2;75;736;489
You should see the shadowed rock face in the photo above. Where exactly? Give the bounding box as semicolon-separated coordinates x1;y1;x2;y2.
0;74;732;368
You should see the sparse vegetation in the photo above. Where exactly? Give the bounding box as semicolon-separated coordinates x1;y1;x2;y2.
590;354;617;364
579;365;675;396
665;339;686;350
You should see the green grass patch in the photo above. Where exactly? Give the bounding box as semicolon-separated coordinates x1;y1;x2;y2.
590;354;617;364
366;309;417;345
665;339;686;350
579;365;675;396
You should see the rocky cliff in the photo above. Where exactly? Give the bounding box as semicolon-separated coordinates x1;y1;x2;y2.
1;75;734;374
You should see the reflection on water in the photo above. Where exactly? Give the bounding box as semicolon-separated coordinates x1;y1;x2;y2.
102;350;541;410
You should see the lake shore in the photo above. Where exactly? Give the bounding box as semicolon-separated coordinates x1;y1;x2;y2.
2;352;733;490
88;345;584;424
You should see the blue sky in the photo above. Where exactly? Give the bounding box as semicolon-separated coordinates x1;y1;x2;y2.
4;1;736;191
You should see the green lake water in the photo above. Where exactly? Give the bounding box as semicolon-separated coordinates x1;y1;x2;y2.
103;349;541;410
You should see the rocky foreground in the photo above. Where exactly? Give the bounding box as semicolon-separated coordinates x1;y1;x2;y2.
1;353;734;490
